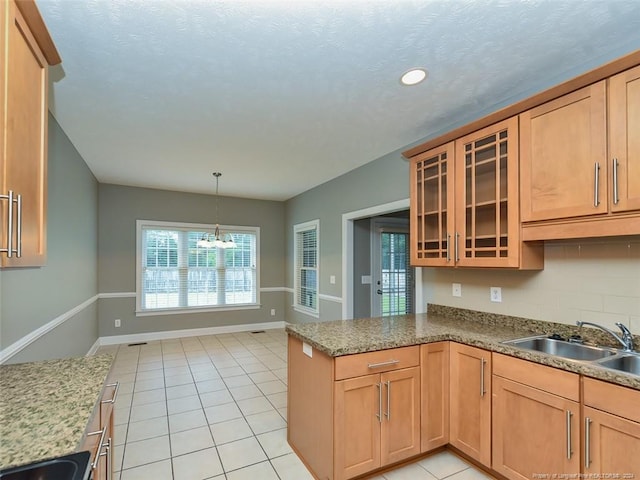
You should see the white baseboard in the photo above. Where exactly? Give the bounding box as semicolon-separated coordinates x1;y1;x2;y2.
97;321;287;347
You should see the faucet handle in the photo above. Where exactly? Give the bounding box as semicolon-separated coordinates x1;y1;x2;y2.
615;322;635;351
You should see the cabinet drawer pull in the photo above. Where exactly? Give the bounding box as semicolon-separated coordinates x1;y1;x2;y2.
613;158;619;205
87;427;108;469
584;417;591;469
375;382;382;423
480;358;486;397
102;382;120;404
367;360;399;369
594;162;601;207
446;233;451;262
566;410;573;460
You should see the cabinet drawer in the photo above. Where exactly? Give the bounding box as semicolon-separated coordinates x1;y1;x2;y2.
493;353;579;401
335;346;419;381
583;377;640;423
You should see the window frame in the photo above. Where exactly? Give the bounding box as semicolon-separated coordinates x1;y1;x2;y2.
135;219;260;316
293;219;320;317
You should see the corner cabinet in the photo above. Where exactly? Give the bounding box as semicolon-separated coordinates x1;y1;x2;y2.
1;0;60;267
409;117;543;269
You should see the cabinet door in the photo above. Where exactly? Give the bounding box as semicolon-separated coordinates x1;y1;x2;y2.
492;376;580;480
410;142;455;266
420;342;449;452
1;0;48;267
520;82;608;222
449;343;491;466
334;374;381;480
584;406;640;477
609;65;640;213
380;367;420;466
455;117;520;267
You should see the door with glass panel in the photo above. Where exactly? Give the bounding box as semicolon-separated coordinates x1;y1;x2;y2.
372;220;414;317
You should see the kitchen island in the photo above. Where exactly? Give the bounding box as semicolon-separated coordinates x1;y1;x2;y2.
286;305;640;480
0;354;114;470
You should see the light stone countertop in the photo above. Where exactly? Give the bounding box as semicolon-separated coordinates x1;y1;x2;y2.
0;354;114;470
286;305;640;391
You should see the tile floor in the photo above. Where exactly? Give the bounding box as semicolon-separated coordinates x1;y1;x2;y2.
97;328;493;480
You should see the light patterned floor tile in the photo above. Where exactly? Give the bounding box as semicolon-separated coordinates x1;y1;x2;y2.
172;447;224;480
256;428;292;458
122;435;171;469
170;425;215;457
217;437;267;472
126;417;169;442
210;418;254;445
204;402;243;425
245;410;286;435
168;409;208;433
167;394;202;415
383;463;437;480
225;460;279;480
418;450;471;478
270;452;314;480
120;459;173;480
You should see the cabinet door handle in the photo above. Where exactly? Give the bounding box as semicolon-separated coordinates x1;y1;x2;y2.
446;233;451;262
480;358;486;397
455;232;460;263
102;382;120;404
594;162;601;207
87;427;107;469
585;417;591;468
613;158;619;205
1;191;22;258
5;191;12;257
376;382;382;423
566;410;573;459
384;380;391;420
368;359;399;369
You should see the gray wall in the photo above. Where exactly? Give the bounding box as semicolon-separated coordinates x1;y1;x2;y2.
353;218;371;319
284;148;410;323
0;114;99;363
98;184;286;336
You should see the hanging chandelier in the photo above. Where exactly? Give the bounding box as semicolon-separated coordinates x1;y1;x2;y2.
197;172;236;249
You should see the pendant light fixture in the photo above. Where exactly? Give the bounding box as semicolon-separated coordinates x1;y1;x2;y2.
197;172;236;249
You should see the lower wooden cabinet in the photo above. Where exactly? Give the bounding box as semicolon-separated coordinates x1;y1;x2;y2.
583;378;640;477
420;342;449;452
449;343;491;466
81;382;118;480
334;366;420;479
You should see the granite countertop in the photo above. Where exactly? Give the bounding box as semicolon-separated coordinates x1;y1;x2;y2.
0;354;114;470
286;305;640;391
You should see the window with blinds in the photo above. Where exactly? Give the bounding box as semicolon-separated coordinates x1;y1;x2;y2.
294;220;319;316
136;220;259;314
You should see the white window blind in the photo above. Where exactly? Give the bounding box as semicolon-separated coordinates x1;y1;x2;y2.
137;221;259;314
294;220;319;316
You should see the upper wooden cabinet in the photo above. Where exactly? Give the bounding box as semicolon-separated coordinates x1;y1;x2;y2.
410;118;543;269
1;0;60;267
520;64;640;240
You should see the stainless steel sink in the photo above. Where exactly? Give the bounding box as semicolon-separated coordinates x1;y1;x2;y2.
596;354;640;376
0;451;90;480
503;336;617;361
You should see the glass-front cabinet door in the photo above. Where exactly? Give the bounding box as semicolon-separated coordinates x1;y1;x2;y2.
455;117;520;267
410;142;455;266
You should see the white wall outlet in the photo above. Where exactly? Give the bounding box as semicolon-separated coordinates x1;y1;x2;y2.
270;308;276;316
303;342;313;358
114;319;121;328
330;275;336;284
361;275;372;284
452;283;462;297
490;287;502;303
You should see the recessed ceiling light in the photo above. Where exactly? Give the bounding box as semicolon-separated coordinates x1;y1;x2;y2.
400;68;428;86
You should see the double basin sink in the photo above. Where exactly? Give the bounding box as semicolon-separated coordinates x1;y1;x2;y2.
503;335;640;376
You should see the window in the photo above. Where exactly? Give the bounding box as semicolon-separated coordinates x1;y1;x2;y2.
294;220;319;316
136;220;259;315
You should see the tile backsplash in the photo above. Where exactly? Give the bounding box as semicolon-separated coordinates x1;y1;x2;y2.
422;237;640;333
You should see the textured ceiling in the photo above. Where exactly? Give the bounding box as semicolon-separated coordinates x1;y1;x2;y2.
38;0;640;201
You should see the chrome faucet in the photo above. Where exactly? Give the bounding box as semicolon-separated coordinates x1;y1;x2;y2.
576;321;635;352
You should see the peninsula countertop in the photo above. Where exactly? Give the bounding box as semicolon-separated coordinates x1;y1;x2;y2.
0;354;114;469
285;305;640;391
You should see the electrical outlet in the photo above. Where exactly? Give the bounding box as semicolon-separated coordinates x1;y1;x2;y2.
490;287;502;303
270;308;276;316
330;275;336;284
452;283;462;297
114;319;121;328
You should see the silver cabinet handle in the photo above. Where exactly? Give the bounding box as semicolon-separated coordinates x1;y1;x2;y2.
368;359;399;369
375;382;382;423
102;382;120;404
455;232;460;263
16;193;21;257
384;380;391;420
480;358;486;397
1;191;22;258
566;410;573;459
6;191;12;258
594;162;601;207
446;233;451;262
87;427;107;469
585;417;591;468
613;158;619;205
